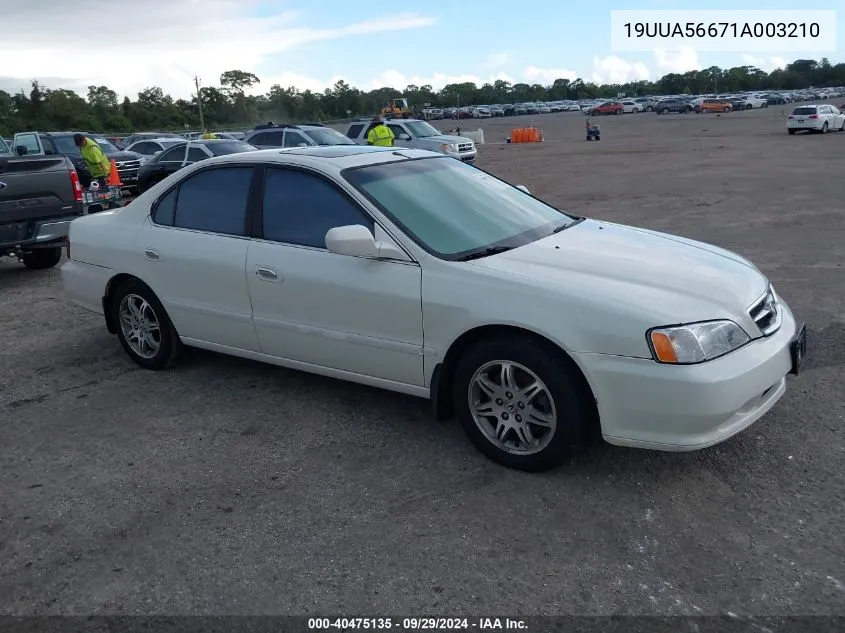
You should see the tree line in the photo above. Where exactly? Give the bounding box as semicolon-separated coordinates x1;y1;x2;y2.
1;58;843;137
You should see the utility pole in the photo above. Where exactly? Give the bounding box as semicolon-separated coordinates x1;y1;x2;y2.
194;75;205;131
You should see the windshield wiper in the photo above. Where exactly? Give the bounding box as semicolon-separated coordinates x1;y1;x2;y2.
456;245;514;261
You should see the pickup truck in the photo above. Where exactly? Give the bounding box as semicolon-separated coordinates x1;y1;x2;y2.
11;131;146;194
0;155;84;269
346;118;477;162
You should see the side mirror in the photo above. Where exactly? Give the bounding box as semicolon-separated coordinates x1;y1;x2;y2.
326;225;379;257
516;185;530;194
16;145;27;156
153;150;162;156
399;133;411;141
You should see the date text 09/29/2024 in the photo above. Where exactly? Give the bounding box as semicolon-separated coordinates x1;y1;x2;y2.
307;617;527;630
623;22;820;39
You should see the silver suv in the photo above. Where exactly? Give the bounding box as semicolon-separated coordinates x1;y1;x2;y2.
346;119;477;162
244;124;356;149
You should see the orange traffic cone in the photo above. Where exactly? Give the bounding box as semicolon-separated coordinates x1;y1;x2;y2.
107;159;122;186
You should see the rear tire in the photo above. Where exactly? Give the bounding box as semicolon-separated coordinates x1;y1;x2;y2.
452;336;593;472
22;247;62;270
111;278;182;370
821;122;829;134
788;129;796;135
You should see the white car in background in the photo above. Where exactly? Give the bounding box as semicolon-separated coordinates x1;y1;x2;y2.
787;104;845;134
738;95;768;110
60;146;807;472
620;100;642;113
124;137;190;159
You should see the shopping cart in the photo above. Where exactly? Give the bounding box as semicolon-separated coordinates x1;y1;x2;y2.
82;181;122;213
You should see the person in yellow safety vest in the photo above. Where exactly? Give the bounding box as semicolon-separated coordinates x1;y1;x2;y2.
201;128;215;139
367;117;395;147
73;134;111;187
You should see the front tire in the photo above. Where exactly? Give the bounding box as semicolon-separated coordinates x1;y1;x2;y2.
452;336;593;471
111;278;182;370
22;247;62;270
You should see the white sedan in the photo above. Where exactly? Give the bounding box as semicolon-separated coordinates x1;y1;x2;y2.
787;104;845;134
620;100;642;113
61;146;807;471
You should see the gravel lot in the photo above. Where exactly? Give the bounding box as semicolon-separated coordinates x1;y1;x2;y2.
1;106;843;617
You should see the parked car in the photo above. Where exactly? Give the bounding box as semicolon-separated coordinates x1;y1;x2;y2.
620;100;642;113
60;146;807;472
11;131;146;193
786;105;845;134
118;132;183;150
135;139;257;192
633;98;657;112
244;123;355;149
0;137;10;156
346;118;477;162
761;93;788;105
696;99;733;113
124;137;190;159
1;154;83;270
472;107;492;119
587;102;624;115
655;99;693;114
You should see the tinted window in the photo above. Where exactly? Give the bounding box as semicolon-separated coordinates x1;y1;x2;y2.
283;131;309;147
792;107;817;115
302;128;355;146
40;136;58;155
207;141;256;156
132;142;154;154
347;124;364;139
159;145;188;161
387;124;405;138
187;147;208;162
261;169;373;248
174;167;253;236
153;188;177;226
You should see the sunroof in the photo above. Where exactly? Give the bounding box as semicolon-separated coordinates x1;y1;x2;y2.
280;145;394;158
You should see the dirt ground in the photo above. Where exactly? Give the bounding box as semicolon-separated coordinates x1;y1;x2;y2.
1;106;844;618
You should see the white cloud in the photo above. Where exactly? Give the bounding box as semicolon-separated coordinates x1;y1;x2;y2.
367;70;515;91
0;0;435;100
740;54;788;72
481;51;511;70
522;66;579;85
654;47;701;73
591;55;651;84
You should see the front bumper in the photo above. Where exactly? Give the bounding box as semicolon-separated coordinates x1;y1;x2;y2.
573;301;801;451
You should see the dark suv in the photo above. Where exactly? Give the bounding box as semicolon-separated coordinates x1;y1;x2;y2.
243;123;355;149
655;99;694;115
11;131;145;192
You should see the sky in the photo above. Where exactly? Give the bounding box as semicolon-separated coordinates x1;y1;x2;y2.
0;0;841;100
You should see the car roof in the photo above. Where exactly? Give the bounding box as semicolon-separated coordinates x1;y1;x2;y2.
129;137;184;144
213;145;440;168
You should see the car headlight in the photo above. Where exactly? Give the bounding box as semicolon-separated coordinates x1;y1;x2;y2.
647;320;750;364
441;143;457;153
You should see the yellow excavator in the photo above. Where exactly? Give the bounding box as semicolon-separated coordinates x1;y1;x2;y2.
379;97;412;119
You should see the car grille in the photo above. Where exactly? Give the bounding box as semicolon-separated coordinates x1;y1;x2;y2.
458;142;473;153
116;159;141;183
748;286;781;336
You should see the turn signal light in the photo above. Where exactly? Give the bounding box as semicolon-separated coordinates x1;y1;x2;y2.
649;331;679;363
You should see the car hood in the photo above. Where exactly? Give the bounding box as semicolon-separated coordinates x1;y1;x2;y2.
107;151;144;162
422;134;472;145
468;218;768;325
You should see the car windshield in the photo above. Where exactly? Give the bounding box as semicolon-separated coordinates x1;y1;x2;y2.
52;136;118;155
207;141;256;156
344;157;577;260
303;128;355;146
404;121;441;138
792;107;817;115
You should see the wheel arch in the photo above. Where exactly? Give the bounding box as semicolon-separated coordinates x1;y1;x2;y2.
102;273;157;334
430;324;599;434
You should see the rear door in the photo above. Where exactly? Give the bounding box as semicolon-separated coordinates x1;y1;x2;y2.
137;164;260;351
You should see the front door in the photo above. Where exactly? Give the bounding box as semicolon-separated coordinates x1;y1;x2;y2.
245;167;424;386
137;165;261;352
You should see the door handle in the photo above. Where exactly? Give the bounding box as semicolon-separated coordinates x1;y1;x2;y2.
144;248;160;261
255;266;279;281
